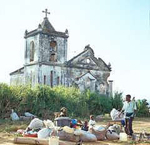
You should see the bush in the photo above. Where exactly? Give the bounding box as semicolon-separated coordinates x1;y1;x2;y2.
110;91;123;110
136;99;150;117
2;83;148;119
0;84;85;119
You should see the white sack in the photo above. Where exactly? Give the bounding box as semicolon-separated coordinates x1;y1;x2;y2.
24;112;36;117
108;124;121;135
80;130;97;142
93;126;106;132
43;120;55;129
106;130;120;140
38;128;52;139
28;118;43;130
110;108;124;120
10;109;19;121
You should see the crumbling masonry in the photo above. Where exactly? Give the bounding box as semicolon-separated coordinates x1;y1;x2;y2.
10;9;113;96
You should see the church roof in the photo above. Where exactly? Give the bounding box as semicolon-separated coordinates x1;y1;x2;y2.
66;46;93;65
66;45;111;71
41;17;55;32
10;67;24;75
24;15;68;38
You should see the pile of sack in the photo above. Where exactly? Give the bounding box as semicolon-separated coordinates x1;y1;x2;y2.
17;118;97;142
10;109;36;121
16;117;122;143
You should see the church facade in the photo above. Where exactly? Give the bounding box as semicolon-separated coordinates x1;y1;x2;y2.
10;9;113;95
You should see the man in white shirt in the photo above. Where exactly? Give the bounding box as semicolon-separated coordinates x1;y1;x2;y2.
119;94;137;136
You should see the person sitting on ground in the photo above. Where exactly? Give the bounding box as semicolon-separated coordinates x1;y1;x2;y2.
88;115;96;129
77;120;82;126
70;119;77;128
75;120;82;129
81;121;89;131
59;107;67;117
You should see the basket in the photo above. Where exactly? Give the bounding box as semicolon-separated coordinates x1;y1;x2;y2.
54;117;72;127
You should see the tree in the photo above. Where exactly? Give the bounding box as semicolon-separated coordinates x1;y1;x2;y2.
111;91;123;110
136;99;150;117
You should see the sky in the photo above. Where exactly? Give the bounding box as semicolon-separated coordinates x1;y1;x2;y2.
0;0;149;100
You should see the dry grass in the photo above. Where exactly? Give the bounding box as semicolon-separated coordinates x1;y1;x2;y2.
97;117;150;133
133;118;150;133
0;119;29;132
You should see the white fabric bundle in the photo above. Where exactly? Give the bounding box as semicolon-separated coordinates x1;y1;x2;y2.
110;108;124;120
80;130;97;142
106;130;120;140
24;112;36;118
43;120;55;129
28;118;43;130
10;109;19;121
38;128;52;139
93;126;106;132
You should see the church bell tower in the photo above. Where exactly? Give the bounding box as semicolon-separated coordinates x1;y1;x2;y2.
24;9;69;65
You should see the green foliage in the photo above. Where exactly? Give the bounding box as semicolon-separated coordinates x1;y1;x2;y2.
136;99;150;117
1;83;149;119
110;91;123;110
0;84;85;119
86;91;112;115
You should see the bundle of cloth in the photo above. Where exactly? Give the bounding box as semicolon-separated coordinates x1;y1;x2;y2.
38;119;56;139
88;114;121;141
58;124;97;142
17;118;97;142
89;124;121;141
17;118;55;138
88;115;107;141
110;108;124;121
106;124;120;140
17;116;122;142
110;108;125;126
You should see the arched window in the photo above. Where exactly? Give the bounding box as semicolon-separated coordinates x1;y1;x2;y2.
30;41;35;62
50;41;57;51
50;71;53;87
49;53;57;62
44;75;46;85
57;76;60;85
49;41;57;62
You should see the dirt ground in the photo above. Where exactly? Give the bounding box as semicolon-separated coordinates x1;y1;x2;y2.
0;118;150;145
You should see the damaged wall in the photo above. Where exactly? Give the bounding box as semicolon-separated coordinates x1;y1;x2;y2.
10;14;112;96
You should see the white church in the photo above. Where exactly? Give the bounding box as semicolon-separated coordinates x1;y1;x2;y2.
10;9;113;95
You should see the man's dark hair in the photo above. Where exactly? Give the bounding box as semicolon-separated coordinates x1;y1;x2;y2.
90;115;94;119
126;94;131;98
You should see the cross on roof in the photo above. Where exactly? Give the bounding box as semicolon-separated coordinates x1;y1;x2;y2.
42;9;50;18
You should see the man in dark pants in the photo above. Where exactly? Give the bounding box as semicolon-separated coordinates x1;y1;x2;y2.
119;94;137;136
125;115;133;135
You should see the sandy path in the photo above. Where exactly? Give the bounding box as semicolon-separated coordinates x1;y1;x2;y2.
0;133;149;145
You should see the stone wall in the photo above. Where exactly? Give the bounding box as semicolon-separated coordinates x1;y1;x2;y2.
65;67;110;94
24;65;39;87
24;35;39;64
10;73;24;86
39;35;67;63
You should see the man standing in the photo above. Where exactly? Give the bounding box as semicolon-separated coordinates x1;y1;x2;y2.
120;94;137;136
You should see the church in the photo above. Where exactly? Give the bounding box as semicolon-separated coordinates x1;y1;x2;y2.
10;9;113;96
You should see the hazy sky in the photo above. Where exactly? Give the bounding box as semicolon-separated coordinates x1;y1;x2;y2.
0;0;149;100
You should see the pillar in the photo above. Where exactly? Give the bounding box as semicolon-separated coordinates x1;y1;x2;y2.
108;80;113;97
